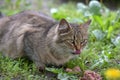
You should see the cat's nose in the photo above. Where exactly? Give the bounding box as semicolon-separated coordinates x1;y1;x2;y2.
72;44;81;54
76;45;80;49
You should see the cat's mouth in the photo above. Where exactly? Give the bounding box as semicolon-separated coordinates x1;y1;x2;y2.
72;50;81;55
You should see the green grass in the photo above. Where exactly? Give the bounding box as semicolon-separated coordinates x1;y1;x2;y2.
0;0;120;80
0;54;49;80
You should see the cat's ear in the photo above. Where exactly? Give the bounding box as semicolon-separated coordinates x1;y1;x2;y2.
79;20;91;32
78;20;91;40
80;20;91;28
57;18;72;35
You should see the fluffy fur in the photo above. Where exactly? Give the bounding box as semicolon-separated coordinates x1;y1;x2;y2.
0;11;91;70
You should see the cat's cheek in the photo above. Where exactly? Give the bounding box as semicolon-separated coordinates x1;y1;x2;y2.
53;35;58;42
68;45;74;50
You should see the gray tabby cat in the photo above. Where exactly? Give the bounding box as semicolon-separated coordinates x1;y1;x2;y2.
0;11;91;70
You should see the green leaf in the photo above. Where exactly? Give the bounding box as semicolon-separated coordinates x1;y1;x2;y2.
111;36;120;46
58;73;69;80
45;67;63;74
89;0;101;15
93;16;104;29
15;0;21;7
57;73;78;80
92;29;105;40
107;26;113;39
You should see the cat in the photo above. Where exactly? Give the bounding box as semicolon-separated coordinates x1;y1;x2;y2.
0;11;91;71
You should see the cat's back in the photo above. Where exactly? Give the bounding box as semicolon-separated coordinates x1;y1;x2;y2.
9;11;55;25
0;10;56;40
0;10;54;30
0;10;56;43
0;11;56;58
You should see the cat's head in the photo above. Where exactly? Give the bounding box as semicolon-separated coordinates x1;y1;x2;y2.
55;19;91;55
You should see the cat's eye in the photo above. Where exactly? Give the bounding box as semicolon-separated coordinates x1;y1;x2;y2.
67;39;74;44
81;39;87;45
65;40;74;48
80;40;84;43
66;39;74;43
71;40;74;43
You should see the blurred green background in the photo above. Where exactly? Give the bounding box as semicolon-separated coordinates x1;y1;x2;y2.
0;0;120;80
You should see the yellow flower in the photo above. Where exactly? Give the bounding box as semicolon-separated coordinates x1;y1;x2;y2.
105;68;120;80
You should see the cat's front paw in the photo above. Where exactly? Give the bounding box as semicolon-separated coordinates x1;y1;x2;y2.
38;66;45;72
35;61;45;72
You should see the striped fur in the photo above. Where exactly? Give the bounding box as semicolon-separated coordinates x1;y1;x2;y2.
0;11;91;70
